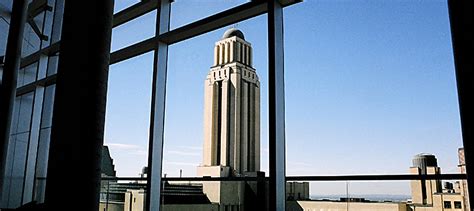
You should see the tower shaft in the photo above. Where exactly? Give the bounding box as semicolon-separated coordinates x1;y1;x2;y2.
201;35;260;176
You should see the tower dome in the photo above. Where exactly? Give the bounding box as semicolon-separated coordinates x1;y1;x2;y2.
222;28;245;40
412;153;438;174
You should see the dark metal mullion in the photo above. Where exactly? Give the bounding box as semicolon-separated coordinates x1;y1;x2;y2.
101;173;467;181
286;174;467;181
16;75;56;96
146;1;170;210
20;41;60;68
0;0;29;200
110;37;156;65
268;0;286;210
113;0;158;28
448;0;474;208
158;1;266;45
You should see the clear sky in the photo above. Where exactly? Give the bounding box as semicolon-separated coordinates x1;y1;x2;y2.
104;0;462;196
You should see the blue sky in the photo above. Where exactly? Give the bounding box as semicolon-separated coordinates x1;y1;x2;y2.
104;0;461;195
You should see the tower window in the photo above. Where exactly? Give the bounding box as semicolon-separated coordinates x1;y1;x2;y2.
454;201;462;208
444;201;452;209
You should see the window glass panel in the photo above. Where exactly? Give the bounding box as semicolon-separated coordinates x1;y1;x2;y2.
114;0;141;14
0;10;9;55
40;85;56;128
50;0;64;44
10;96;22;135
21;23;41;57
170;1;247;30
23;62;38;85
104;52;153;177
34;128;50;203
111;11;156;52
287;180;468;210
16;67;25;88
47;54;59;76
35;85;56;203
16;92;34;133
36;55;48;80
285;1;461;176
7;132;29;207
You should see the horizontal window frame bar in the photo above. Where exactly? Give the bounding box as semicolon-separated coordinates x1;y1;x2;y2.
110;37;156;65
101;173;466;182
16;74;56;96
109;0;301;65
20;41;60;68
286;174;466;181
112;0;158;28
158;1;265;45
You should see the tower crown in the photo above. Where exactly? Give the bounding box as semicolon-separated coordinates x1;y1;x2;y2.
213;28;252;67
222;28;245;40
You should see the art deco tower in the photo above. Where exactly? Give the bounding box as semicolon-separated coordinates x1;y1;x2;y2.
198;28;260;177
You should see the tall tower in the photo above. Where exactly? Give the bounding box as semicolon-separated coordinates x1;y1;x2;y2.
198;28;260;177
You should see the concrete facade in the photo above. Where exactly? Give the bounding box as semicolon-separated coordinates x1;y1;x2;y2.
458;148;470;211
410;166;442;205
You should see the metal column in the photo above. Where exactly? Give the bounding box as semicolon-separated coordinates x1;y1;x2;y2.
44;1;114;210
268;0;286;210
146;1;170;210
448;0;474;209
0;0;28;201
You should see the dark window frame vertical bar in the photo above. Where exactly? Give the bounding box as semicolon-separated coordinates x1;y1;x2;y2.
268;0;286;210
146;0;170;210
448;0;474;208
0;0;28;205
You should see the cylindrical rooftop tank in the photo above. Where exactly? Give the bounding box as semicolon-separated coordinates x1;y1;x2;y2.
412;153;438;174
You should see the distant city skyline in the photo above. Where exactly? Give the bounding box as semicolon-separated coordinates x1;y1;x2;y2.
104;1;462;195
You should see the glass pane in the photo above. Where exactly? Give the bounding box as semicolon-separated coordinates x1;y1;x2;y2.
50;0;64;44
111;11;156;52
16;92;34;133
285;1;462;176
114;0;141;14
170;0;247;30
0;1;9;56
7;133;29;207
99;179;147;211
17;63;38;88
287;179;468;210
104;52;154;177
47;54;59;76
34;85;56;203
21;23;41;57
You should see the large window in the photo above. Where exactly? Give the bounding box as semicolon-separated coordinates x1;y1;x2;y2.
1;1;472;211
